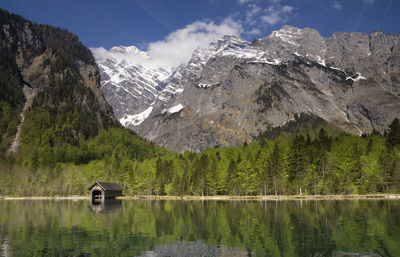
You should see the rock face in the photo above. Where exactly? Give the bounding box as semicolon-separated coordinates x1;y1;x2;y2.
7;85;36;153
1;9;116;152
94;46;171;126
1;12;113;117
95;25;400;152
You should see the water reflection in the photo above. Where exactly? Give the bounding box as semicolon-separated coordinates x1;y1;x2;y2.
0;199;399;257
89;198;122;214
335;251;383;257
137;240;254;257
0;239;10;257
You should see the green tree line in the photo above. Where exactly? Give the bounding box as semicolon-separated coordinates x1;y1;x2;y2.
1;119;399;196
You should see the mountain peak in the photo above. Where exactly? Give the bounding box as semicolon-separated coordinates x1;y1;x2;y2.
219;34;246;43
278;25;302;33
269;25;322;42
209;34;249;50
109;45;142;54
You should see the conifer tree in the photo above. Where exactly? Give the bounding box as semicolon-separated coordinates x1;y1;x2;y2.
387;118;400;148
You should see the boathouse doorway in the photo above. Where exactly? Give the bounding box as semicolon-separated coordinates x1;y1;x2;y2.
88;182;123;203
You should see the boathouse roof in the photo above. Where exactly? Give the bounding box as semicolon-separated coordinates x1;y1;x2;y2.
88;182;123;191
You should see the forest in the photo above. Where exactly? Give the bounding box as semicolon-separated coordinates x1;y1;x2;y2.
0;118;399;196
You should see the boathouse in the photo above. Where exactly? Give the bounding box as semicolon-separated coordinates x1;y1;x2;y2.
88;182;123;200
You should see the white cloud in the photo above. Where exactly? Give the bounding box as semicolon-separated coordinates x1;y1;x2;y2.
237;0;255;4
332;1;342;10
260;5;294;25
238;1;297;37
261;13;280;25
91;18;242;70
91;46;150;67
146;18;242;69
248;28;262;35
246;4;262;23
282;5;294;13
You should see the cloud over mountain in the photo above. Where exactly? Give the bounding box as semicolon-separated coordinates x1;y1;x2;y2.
91;18;242;70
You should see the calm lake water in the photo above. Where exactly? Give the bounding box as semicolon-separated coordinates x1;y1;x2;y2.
0;199;399;257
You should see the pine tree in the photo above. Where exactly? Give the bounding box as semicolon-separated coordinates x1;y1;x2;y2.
387;118;400;148
288;135;308;194
268;143;282;195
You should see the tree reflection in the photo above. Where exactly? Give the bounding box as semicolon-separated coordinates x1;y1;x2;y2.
0;199;399;256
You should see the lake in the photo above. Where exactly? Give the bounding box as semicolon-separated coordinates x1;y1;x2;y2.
0;199;399;257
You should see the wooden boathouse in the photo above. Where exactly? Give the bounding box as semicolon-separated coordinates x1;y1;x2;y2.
88;182;123;201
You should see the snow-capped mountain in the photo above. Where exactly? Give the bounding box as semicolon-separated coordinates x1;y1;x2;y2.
94;46;171;126
94;26;400;152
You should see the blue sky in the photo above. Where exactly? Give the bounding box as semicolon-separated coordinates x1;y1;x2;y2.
1;0;399;60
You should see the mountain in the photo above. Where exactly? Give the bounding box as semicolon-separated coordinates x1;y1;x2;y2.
95;25;400;153
0;9;118;158
94;46;172;126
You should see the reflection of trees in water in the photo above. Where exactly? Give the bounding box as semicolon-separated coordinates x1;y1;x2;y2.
136;240;254;257
0;239;11;257
335;251;382;257
0;200;399;256
89;198;122;214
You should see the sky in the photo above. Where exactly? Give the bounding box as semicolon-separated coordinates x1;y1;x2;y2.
1;0;399;69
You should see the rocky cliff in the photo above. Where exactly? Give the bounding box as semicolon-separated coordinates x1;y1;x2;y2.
96;26;400;153
94;46;171;126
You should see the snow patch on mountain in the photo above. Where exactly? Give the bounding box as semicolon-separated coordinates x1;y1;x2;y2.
120;105;154;126
174;88;184;94
250;58;281;65
346;73;367;82
197;83;213;88
167;104;184;114
271;26;302;46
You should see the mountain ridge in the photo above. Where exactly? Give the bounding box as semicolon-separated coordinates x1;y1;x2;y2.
94;25;400;152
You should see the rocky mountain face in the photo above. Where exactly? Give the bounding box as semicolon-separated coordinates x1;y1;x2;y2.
0;9;116;153
94;46;171;126
95;25;400;153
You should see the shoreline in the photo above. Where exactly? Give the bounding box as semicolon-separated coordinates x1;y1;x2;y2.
1;194;400;201
120;194;400;201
